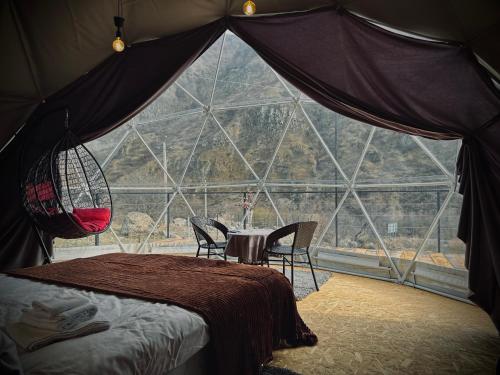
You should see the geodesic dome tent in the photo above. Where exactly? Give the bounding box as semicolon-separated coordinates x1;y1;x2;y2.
1;1;500;327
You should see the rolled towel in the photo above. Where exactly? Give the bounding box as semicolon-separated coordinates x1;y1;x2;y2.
21;307;63;320
21;303;98;331
6;319;111;351
32;296;89;316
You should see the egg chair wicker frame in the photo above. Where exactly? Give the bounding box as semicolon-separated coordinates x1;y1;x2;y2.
21;109;113;252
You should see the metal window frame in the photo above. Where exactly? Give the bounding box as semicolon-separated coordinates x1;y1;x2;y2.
80;31;464;287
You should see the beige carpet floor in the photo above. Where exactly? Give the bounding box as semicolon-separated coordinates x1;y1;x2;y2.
270;271;500;374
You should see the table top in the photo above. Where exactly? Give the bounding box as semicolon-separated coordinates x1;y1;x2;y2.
228;228;274;237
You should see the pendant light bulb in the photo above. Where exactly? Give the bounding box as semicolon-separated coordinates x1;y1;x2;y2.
113;15;125;52
243;0;256;16
112;37;125;52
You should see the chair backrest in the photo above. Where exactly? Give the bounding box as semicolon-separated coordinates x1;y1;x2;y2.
265;223;298;250
206;218;229;240
190;216;207;228
190;216;216;246
293;221;318;249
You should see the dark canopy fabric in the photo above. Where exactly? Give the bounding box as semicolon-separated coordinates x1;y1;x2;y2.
0;19;225;270
3;0;500;152
229;7;500;327
230;8;499;139
1;5;500;328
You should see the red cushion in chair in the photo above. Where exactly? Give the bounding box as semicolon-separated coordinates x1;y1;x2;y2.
71;208;111;232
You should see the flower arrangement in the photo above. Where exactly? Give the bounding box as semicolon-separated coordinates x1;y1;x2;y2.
242;192;254;210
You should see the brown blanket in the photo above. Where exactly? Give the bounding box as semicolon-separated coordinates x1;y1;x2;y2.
8;253;317;375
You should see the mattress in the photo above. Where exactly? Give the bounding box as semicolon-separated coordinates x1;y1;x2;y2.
0;274;210;374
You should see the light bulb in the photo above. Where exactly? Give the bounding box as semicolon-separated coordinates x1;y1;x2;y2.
112;37;125;52
243;0;256;16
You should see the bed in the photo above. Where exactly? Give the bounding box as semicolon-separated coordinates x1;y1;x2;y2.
0;273;210;374
0;253;316;375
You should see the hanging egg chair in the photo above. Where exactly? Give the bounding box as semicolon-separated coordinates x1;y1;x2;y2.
21;109;112;239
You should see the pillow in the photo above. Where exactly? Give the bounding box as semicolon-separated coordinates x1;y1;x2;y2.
71;215;108;232
72;208;111;222
71;208;111;232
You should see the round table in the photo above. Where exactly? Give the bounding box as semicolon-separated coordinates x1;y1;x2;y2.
224;228;274;264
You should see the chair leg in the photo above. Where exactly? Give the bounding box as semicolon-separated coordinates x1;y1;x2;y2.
291;255;294;288
282;256;285;274
207;247;210;259
196;245;201;258
307;249;319;291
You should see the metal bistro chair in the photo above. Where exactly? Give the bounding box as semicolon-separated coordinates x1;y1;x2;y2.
206;218;229;242
190;216;227;260
262;221;319;291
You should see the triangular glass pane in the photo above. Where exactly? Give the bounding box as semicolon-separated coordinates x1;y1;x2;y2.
182;117;257;185
321;192;382;253
85;122;130;165
357;127;447;184
302;102;373;181
135;84;202;123
104;132;166;187
215;104;294;177
147;194;198;253
181;189;204;217
411;192;468;296
110;192;166;250
135;113;206;183
212;33;292;107
356;187;442;276
246;191;281;229
175;35;224;105
208;191;248;229
315;192;394;278
179;188;225;243
417;192;466;270
418;138;460;176
207;190;246;231
268;186;340;245
267;109;341;184
183;188;246;239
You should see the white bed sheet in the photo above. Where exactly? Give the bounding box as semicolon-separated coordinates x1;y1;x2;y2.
0;274;210;375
